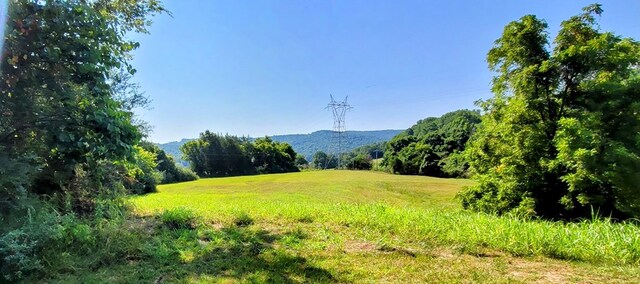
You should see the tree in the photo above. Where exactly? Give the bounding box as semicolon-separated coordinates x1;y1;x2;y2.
181;132;299;177
0;0;166;212
181;131;253;177
122;146;163;194
250;137;298;174
139;141;198;184
347;142;386;160
312;151;337;169
383;110;481;177
344;153;373;170
459;4;640;219
295;154;309;169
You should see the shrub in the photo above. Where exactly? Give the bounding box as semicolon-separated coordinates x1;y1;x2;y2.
0;229;45;281
124;146;163;194
0;203;64;281
168;166;199;184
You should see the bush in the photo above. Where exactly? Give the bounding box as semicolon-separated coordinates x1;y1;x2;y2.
164;166;199;184
0;194;147;282
124;146;163;194
0;148;39;215
0;229;45;281
0;202;64;281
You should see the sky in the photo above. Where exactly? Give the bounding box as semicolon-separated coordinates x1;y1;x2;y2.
130;0;640;143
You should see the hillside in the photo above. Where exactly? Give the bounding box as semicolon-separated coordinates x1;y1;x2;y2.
158;130;402;166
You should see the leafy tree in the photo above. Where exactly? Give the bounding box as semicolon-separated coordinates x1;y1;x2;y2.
295;154;309;169
344;153;373;170
383;110;481;177
0;0;165;212
348;142;386;160
0;1;165;280
181;132;299;177
250;137;298;174
181;131;252;177
121;146;162;194
312;151;337;169
459;4;640;219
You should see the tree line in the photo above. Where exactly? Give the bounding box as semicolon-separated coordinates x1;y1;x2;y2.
181;131;300;177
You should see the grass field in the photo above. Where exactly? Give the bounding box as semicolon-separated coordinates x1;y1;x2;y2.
57;171;640;283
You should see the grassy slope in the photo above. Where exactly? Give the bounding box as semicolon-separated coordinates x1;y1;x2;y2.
59;171;639;283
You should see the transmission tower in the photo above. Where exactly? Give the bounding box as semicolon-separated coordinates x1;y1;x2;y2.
326;94;353;169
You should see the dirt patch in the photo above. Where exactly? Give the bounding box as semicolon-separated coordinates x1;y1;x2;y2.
507;257;579;283
432;248;456;259
433;247;584;283
343;240;378;253
378;244;417;257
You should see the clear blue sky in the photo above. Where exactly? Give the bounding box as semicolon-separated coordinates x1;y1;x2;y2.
130;0;640;143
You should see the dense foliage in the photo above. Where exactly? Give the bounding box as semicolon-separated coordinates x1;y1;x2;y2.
342;153;373;170
459;5;640;219
0;0;165;280
0;0;165;211
334;142;385;170
383;110;481;177
181;131;299;177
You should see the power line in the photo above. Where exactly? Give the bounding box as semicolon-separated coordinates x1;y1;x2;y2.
325;94;353;169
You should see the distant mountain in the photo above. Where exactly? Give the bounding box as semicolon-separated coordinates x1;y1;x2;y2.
269;130;402;160
156;138;195;166
157;130;402;166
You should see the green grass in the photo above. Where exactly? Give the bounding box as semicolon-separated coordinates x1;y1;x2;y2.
49;171;640;283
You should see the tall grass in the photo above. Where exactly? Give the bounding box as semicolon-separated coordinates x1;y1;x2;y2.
325;204;640;264
134;200;640;265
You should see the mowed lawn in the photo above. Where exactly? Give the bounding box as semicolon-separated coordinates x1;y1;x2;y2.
84;171;640;283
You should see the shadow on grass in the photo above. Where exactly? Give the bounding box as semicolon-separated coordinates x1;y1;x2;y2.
144;222;337;283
